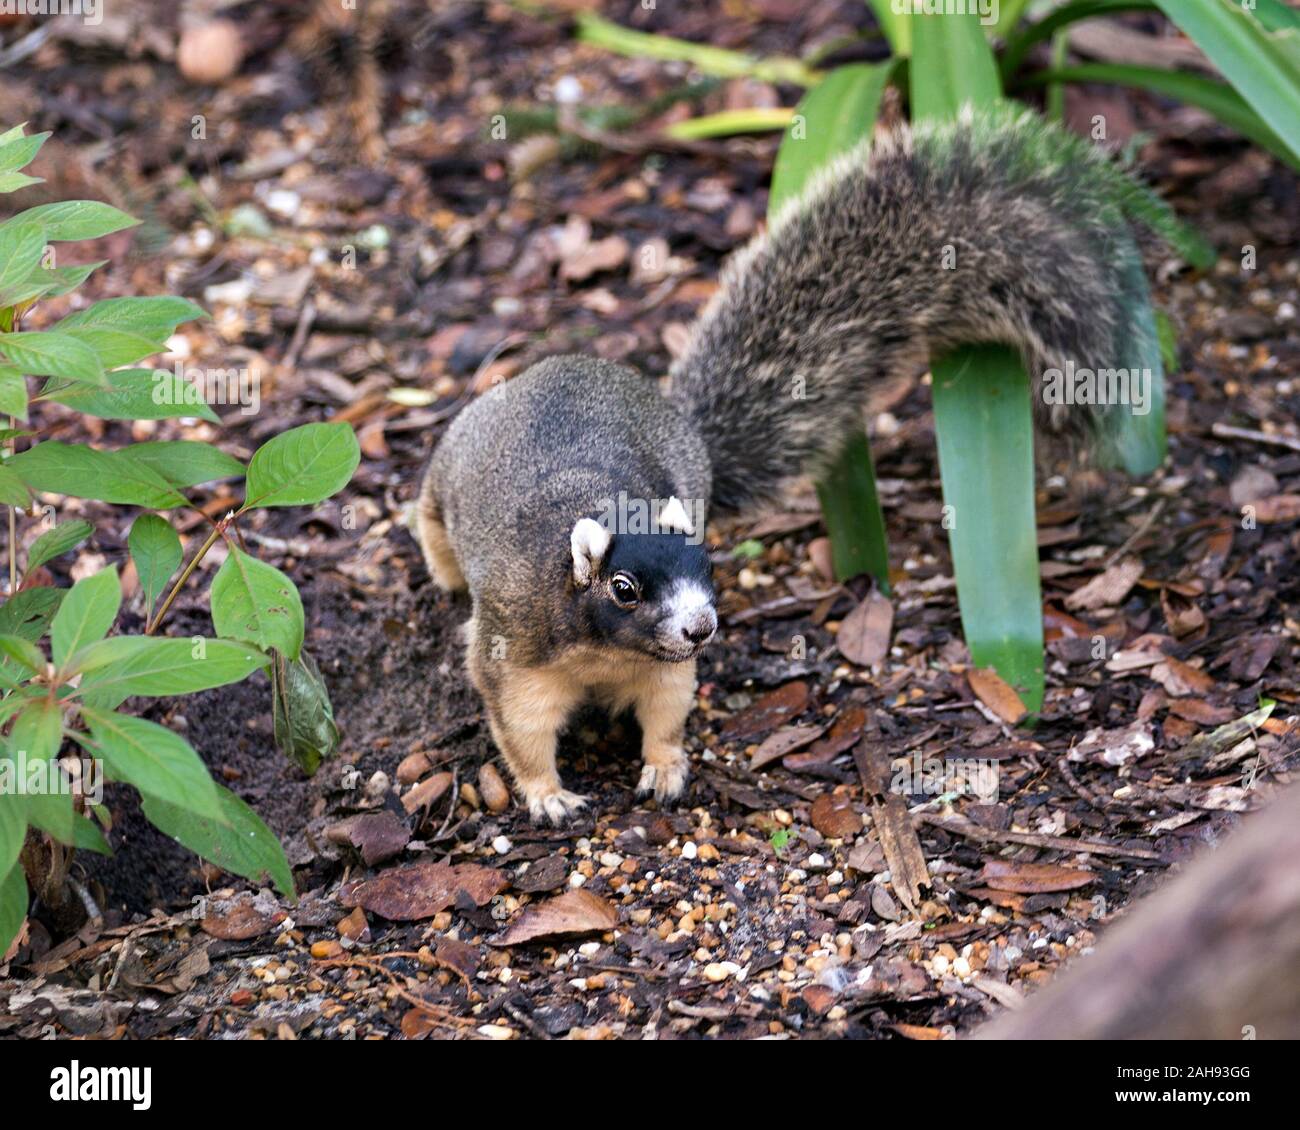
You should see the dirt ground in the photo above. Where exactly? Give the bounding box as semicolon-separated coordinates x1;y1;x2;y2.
1;1;1298;1040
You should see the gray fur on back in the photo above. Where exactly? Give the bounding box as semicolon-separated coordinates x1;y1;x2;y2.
431;354;711;594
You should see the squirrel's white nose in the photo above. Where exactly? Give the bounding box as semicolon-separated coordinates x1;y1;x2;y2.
682;608;717;645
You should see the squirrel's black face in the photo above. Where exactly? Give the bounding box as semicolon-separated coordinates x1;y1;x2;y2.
569;518;716;662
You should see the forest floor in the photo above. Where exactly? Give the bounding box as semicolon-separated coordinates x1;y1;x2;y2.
0;0;1298;1040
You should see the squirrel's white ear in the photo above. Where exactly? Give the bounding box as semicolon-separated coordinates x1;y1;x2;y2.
570;518;611;587
659;495;694;536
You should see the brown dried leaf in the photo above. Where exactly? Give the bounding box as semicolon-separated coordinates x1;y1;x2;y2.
967;667;1028;725
342;861;507;921
872;795;930;914
979;860;1095;893
837;592;893;667
749;722;827;770
491;889;618;946
1064;557;1143;611
810;791;861;839
1150;656;1216;697
720;680;809;740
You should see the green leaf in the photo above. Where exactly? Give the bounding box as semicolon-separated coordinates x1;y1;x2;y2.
0;863;27;958
0;331;105;385
64;634;165;676
30;260;106;298
26;519;93;571
38;367;219;424
1021;64;1294;165
8;200;139;242
910;10;1002;122
1155;0;1300;167
7;701;67;842
574;11;820;86
0;790;23;885
54;327;166;369
142;782;294;898
56;295;206;337
662;108;794;140
0;463;29;507
814;433;891;587
78;706;223;822
77;637;269;710
1108;235;1168;475
0;365;27;421
271;650;340;775
769;61;896;216
0;128;48;175
0;586;64;640
211;546;305;661
244;422;360;509
50;566;119;669
931;346;1045;712
8;442;189;509
866;0;912;56
127;440;244;488
0;220;48;306
0;171;43;194
128;514;182;612
0;634;45;675
1001;1;1154;80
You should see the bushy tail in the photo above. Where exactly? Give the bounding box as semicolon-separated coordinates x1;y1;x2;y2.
668;105;1211;515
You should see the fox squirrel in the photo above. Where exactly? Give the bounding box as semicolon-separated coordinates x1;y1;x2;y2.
416;106;1201;822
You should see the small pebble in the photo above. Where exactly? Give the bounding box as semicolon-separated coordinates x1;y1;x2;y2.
492;835;512;855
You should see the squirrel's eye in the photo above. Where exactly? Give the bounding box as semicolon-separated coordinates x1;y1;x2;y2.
610;573;639;606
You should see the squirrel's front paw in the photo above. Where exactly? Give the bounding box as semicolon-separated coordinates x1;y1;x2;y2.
522;784;588;825
636;750;690;804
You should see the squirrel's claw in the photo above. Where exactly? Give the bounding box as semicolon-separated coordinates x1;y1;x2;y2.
635;757;689;805
526;788;588;826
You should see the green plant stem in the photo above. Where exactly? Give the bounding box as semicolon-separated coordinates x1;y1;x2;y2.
6;414;15;595
146;518;226;636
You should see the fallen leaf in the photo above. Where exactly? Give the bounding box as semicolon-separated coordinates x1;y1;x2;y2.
721;681;809;740
786;706;866;769
491;889;618;946
810;791;861;839
872;795;930;914
979;860;1094;893
749;722;827;770
200;891;287;940
1150;656;1215;697
1064;557;1143;611
967;667;1028;725
326;810;410;866
1069;721;1154;766
837;592;893;667
342;861;507;921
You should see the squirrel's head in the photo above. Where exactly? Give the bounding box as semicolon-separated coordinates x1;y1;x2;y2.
568;509;716;663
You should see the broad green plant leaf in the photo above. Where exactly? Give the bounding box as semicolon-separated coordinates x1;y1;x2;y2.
38;368;220;424
8;442;189;508
25;519;93;571
211;546;305;661
77;637;269;711
50;566;120;668
243;422;359;509
128;514;182;612
142;782;294;898
271;649;340;775
77;706;224;822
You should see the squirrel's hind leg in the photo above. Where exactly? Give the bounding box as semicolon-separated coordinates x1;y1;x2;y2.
629;660;696;804
414;468;467;592
469;636;587;824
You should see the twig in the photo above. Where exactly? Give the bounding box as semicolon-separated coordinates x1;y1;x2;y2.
917;810;1164;861
147;516;229;634
1210;422;1300;453
1104;497;1166;569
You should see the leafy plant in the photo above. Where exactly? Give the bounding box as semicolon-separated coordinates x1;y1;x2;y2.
0;125;359;954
